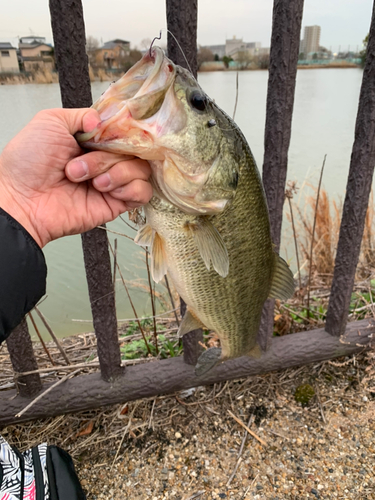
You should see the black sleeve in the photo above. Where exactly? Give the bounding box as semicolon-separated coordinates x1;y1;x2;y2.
0;208;47;344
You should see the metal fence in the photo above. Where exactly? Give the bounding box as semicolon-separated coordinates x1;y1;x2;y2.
0;0;374;425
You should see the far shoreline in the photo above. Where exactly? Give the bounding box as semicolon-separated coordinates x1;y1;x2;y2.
0;63;362;85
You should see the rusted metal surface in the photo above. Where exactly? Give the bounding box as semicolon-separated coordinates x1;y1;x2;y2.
326;6;375;337
166;0;201;364
6;320;42;398
49;0;92;108
1;319;373;425
180;300;203;365
49;0;123;380
258;0;304;350
80;230;124;380
166;0;198;78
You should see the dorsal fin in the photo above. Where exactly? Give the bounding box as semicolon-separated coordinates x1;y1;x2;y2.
268;253;295;300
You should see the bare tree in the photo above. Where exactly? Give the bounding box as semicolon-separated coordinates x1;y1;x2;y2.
255;53;270;69
86;36;100;67
197;47;214;69
235;50;253;70
140;38;152;51
119;49;143;71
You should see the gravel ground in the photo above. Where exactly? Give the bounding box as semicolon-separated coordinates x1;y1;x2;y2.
2;350;375;500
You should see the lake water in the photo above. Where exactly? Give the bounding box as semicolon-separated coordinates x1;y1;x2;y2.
0;68;364;337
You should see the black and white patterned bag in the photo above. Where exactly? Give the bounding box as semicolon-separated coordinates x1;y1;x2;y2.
0;435;86;500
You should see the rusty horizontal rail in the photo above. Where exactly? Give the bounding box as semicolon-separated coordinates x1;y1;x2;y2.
0;319;372;426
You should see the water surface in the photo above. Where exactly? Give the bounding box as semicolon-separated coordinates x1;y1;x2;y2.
0;68;364;337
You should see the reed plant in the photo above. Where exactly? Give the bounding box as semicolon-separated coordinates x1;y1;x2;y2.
277;179;375;336
289;185;375;283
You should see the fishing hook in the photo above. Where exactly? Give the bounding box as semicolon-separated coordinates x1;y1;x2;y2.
149;31;162;57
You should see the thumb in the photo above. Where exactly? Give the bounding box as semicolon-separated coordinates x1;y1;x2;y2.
61;107;101;135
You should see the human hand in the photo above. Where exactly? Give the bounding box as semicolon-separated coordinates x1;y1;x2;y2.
0;108;152;248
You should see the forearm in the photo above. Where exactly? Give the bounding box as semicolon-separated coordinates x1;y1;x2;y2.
0;208;47;343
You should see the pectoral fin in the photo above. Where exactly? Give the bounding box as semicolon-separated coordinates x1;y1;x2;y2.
134;223;153;247
188;218;229;277
178;310;204;337
151;232;168;283
268;253;295;300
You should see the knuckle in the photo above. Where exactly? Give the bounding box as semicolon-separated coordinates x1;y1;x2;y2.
130;180;152;203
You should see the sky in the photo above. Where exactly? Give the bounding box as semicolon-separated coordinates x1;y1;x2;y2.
1;0;373;54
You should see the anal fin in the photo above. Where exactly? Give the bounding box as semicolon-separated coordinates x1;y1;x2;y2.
178;310;204;337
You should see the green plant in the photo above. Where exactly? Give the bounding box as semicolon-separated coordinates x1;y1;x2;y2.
294;384;315;406
120;333;183;361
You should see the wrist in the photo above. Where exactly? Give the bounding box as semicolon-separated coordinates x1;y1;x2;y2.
0;183;44;248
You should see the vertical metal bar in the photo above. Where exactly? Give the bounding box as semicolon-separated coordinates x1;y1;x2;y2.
49;0;123;380
258;0;304;350
7;319;42;398
166;0;198;78
166;0;203;365
326;4;375;337
80;230;124;379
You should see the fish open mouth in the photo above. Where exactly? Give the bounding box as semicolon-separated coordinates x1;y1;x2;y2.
76;46;176;149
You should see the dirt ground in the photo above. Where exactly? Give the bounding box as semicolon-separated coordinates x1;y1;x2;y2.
1;349;374;500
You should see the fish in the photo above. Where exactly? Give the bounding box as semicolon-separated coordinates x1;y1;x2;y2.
77;46;294;375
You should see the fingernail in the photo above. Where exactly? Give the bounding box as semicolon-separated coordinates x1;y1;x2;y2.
127;201;143;208
95;173;111;189
112;186;123;194
68;160;88;180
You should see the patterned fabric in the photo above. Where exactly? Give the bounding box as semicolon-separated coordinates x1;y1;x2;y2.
35;444;49;499
22;448;35;500
0;436;49;500
0;435;23;500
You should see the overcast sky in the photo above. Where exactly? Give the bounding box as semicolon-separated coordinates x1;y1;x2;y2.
1;0;373;53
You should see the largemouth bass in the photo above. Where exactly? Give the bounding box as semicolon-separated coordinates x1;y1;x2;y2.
77;47;294;374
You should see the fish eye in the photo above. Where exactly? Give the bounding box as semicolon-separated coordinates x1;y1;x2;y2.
188;90;207;112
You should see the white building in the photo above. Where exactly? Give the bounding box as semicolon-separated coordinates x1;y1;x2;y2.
300;26;321;58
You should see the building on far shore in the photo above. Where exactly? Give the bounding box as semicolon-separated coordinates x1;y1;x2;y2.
300;26;321;59
225;37;262;60
201;38;269;63
94;39;130;69
0;43;19;73
19;36;55;71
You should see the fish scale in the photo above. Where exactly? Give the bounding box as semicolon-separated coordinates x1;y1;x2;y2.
145;120;274;362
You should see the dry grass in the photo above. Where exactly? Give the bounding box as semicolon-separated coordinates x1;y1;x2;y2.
96;68;113;82
32;69;58;84
286;183;375;285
